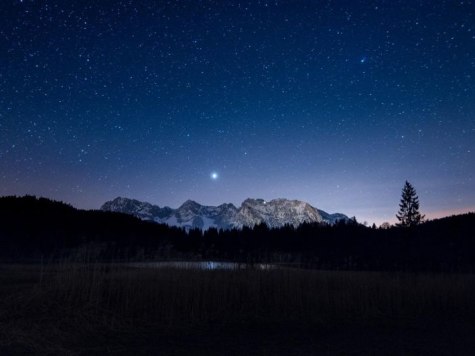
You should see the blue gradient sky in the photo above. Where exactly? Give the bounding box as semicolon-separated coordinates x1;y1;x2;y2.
1;0;474;224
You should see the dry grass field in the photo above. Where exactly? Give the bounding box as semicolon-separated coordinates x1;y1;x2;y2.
1;262;475;355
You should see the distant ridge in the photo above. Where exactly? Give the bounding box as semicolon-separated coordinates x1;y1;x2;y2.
101;197;349;230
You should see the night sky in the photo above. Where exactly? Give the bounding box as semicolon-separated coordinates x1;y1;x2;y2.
1;1;474;225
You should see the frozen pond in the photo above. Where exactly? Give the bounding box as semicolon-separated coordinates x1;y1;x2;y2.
129;261;277;270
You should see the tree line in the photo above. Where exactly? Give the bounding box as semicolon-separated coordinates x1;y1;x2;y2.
0;195;474;272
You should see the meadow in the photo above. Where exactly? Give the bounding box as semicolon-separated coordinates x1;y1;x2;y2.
1;262;475;355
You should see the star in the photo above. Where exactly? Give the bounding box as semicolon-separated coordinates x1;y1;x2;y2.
211;172;219;180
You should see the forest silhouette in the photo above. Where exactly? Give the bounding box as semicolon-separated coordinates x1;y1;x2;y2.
1;195;474;272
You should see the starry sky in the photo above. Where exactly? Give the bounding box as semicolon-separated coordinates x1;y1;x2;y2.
1;0;474;225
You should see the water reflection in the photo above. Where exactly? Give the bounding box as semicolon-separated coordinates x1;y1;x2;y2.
129;261;277;270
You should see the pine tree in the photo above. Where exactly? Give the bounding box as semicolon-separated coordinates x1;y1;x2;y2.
396;181;425;227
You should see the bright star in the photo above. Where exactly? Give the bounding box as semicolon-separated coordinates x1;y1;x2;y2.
211;172;218;180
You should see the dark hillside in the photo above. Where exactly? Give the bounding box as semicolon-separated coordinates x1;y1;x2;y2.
1;196;475;271
0;196;184;260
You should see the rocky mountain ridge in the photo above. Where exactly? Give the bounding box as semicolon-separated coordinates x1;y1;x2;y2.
101;197;349;230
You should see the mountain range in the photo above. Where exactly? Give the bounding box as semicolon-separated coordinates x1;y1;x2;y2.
101;197;349;230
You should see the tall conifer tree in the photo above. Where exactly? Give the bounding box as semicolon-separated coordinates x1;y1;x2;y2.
396;181;425;227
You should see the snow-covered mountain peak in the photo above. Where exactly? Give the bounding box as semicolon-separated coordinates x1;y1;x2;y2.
217;202;238;210
101;197;349;230
235;197;323;228
178;199;202;212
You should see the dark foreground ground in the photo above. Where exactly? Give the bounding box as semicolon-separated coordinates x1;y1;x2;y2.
1;264;475;355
